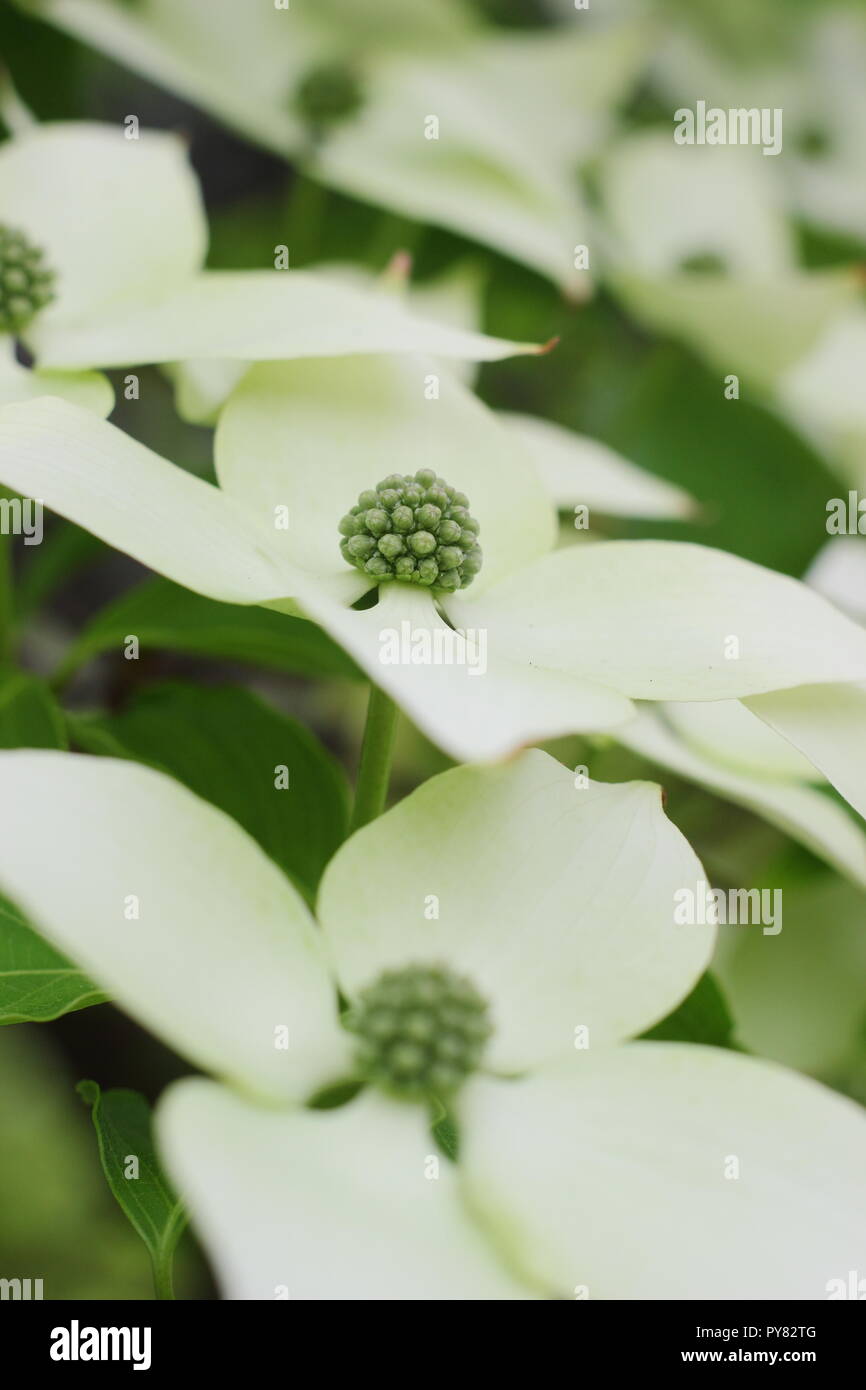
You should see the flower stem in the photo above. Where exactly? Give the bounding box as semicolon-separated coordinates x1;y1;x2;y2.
350;684;398;833
152;1248;176;1301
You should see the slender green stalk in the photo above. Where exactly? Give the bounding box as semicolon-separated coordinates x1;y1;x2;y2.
285;170;327;268
152;1249;176;1301
350;684;398;833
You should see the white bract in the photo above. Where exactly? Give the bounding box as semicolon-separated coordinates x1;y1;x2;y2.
612;539;866;889
19;0;645;290
0;117;541;397
653;9;866;243
598;130;861;395
3;354;866;771
597;127;866;494
0;746;862;1299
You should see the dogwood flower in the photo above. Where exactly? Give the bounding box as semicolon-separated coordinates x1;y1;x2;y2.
0;115;541;391
18;0;644;290
598;131;861;396
3;353;866;769
653;7;866;243
0;745;862;1299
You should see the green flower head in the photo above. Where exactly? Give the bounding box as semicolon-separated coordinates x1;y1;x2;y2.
339;470;483;592
345;962;492;1100
293;62;364;132
0;224;56;337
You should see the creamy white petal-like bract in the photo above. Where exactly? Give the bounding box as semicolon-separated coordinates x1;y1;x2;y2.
295;581;634;762
460;1044;866;1300
499;410;697;519
31;270;547;373
0;344;113;416
0;121;207;325
215;355;556;594
318;748;713;1069
616;706;866;890
0;752;350;1101
0;396;296;604
747;683;866;824
158;1080;536;1301
806;538;866;624
662;698;820;782
602;132;794;277
449;540;866;700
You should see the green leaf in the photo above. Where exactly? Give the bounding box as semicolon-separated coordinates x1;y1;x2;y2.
77;1080;187;1301
0;893;107;1025
16;521;106;618
69;681;350;900
0;671;104;1023
54;576;361;687
0;670;68;749
640;972;737;1049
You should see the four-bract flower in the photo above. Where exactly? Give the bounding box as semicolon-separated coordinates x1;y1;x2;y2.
653;6;866;243
17;0;644;291
0;745;862;1298
0;114;541;397
598;130;862;401
3;351;866;773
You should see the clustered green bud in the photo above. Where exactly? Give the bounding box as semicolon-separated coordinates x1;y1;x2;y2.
293;62;364;131
345;963;492;1100
0;225;56;337
339;470;483;592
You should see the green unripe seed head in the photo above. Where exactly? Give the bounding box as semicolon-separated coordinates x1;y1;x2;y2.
437;545;462;571
408;529;437;558
0;225;56;336
377;532;404;561
338;471;482;590
462;547;484;577
345;962;492;1100
437;518;462;544
416;556;439;585
346;534;376;560
415;502;442;531
394;555;417;579
364;508;390;537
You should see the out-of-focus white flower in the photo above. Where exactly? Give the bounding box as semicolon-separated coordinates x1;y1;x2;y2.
16;0;646;290
653;8;866;243
597;130;860;393
0;745;862;1298
0;116;543;405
